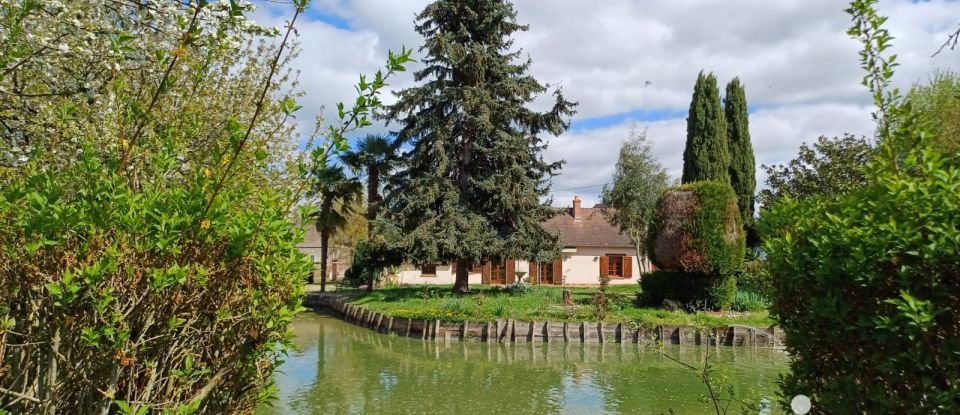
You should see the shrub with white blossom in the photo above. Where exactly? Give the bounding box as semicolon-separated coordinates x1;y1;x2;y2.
0;0;410;413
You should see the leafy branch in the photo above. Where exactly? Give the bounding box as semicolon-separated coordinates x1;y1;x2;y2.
846;0;901;141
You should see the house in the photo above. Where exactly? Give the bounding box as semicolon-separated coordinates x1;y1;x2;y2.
395;195;644;286
297;225;352;283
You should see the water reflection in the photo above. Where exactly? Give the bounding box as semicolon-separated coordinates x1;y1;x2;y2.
258;312;788;415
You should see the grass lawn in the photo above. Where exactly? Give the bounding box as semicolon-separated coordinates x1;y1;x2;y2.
343;284;773;328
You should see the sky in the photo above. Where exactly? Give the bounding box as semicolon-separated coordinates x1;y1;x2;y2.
251;0;960;207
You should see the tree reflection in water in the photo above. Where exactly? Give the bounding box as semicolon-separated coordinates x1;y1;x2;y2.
258;313;788;415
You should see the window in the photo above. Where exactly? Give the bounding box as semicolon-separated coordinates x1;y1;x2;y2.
420;264;437;275
537;262;554;284
490;261;508;284
600;254;632;279
607;255;624;277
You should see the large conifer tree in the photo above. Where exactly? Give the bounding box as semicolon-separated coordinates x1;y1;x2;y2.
382;0;577;293
682;71;729;184
724;77;756;222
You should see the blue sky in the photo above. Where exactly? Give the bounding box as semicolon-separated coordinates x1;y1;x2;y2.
252;0;960;206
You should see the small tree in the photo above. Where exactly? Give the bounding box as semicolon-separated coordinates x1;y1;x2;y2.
905;70;960;153
601;128;668;273
340;134;401;234
310;164;363;292
758;134;873;210
682;71;729;184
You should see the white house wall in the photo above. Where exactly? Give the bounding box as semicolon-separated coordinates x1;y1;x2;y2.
395;247;643;286
396;265;483;285
558;247;640;285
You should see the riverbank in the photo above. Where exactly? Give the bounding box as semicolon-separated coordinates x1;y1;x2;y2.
305;290;785;347
329;285;773;327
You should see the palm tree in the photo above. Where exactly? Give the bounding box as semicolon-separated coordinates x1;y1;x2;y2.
310;163;362;292
339;134;401;234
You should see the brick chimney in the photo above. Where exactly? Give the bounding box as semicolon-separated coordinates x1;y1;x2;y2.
573;195;582;220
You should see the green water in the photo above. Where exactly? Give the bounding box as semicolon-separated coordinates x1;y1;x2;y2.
257;312;789;415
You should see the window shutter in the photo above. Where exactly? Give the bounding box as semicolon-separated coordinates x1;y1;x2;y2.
599;256;609;277
552;259;563;285
506;260;516;284
528;261;538;285
481;261;491;284
623;256;633;278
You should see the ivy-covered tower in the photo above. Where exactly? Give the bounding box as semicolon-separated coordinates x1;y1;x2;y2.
382;0;577;293
682;71;729;184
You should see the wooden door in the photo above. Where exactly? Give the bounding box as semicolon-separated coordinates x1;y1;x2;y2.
552;259;563;285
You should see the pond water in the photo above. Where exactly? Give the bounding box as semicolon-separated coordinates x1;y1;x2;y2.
257;312;789;415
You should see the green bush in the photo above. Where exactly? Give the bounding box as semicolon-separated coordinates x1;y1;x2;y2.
0;152;308;413
731;290;769;313
638;270;710;307
708;273;737;311
648;181;746;276
737;260;773;298
761;120;960;412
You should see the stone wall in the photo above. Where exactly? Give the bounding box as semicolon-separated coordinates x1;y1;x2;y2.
305;292;785;347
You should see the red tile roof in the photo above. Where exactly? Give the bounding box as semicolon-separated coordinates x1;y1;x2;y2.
542;207;633;248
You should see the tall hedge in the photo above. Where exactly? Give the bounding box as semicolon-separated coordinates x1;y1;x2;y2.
724;77;756;224
648;181;745;276
645;181;744;310
682;72;729;184
761;125;960;413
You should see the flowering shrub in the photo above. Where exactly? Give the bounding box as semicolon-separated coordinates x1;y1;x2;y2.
0;0;411;413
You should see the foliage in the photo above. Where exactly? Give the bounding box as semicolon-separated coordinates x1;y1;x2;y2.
0;150;309;414
339;134;401;230
0;0;410;412
380;0;577;293
591;275;612;320
309;163;362;291
648;181;745;277
348;285;773;326
723;78;756;225
736;260;773;298
600;128;669;272
758;134;873;210
905;70;960;153
501;280;532;297
330;197;369;253
760;1;960;413
731;290;769;313
639;271;733;311
439;297;469;316
682;71;729;184
707;274;737;312
345;240;404;289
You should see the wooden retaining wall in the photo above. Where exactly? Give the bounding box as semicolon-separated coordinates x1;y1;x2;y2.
305;293;785;347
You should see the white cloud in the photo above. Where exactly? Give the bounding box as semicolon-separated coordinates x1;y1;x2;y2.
252;0;960;206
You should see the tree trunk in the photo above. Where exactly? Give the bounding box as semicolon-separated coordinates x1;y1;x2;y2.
367;167;380;234
633;230;649;274
366;269;375;292
320;230;329;292
453;259;470;293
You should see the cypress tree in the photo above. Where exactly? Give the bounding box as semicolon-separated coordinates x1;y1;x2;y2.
381;0;577;293
724;77;756;222
682;71;729;184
